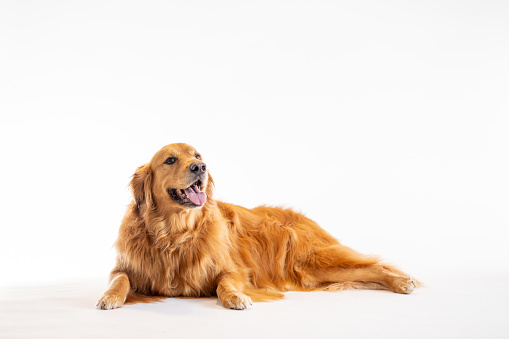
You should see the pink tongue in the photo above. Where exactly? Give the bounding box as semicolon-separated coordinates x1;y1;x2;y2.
184;186;207;206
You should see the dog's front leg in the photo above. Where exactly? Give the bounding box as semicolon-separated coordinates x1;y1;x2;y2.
96;271;130;310
216;274;252;310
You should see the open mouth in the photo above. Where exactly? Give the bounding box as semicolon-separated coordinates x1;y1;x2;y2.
168;179;207;207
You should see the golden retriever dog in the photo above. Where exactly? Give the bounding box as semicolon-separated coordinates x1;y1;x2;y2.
97;143;418;310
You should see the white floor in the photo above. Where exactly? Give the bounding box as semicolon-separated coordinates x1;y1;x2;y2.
1;272;508;339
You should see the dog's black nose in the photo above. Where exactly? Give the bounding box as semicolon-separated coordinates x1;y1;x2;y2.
189;162;207;174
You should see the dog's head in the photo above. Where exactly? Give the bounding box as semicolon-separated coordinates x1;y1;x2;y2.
130;143;213;213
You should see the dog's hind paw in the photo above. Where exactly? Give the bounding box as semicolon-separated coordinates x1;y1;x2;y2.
391;276;416;294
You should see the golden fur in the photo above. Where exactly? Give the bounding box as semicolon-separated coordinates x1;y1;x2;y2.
97;143;418;310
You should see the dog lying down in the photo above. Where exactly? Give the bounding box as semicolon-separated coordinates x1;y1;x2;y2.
97;143;418;310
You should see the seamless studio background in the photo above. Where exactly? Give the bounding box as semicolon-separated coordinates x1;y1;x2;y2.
1;1;508;338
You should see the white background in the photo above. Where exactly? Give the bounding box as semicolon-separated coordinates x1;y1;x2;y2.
1;1;508;338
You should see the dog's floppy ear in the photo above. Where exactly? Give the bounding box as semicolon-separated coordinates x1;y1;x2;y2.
130;164;153;212
206;172;215;199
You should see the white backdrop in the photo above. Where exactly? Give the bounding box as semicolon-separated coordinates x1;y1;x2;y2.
1;0;508;290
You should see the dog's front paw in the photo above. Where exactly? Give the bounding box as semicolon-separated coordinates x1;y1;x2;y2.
390;276;416;294
96;293;125;310
220;292;253;310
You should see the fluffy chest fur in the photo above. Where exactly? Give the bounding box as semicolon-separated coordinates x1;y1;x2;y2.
115;204;233;297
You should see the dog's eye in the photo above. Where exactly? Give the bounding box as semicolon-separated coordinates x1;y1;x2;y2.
195;154;201;160
165;157;176;165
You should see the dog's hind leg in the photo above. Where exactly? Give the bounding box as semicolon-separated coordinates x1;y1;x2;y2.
304;245;418;294
96;271;131;310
